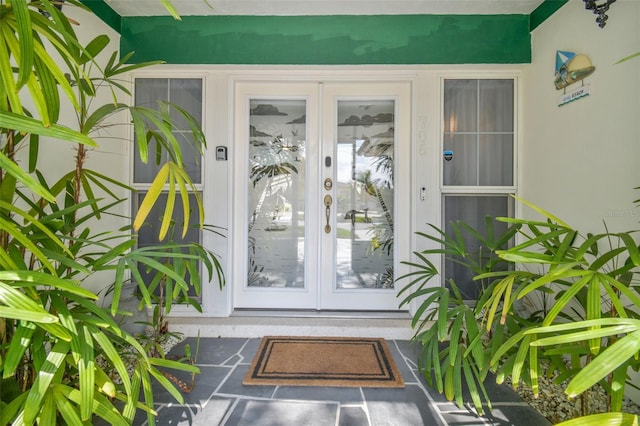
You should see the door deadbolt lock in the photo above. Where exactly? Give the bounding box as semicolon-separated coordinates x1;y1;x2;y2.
324;178;333;190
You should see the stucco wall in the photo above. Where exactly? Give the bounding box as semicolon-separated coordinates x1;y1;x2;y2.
522;0;640;233
38;6;129;296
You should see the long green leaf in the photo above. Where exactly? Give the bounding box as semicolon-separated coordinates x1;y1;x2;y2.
0;110;96;145
0;151;55;202
0;23;23;115
0;271;93;300
556;412;639;426
148;357;200;373
90;327;133;396
24;340;70;425
1;320;35;378
78;34;110;64
531;326;638;347
133;162;170;234
0;282;59;323
10;0;33;88
512;195;572;228
78;326;95;421
160;168;176;240
52;385;84;426
567;330;640;397
82;102;127;134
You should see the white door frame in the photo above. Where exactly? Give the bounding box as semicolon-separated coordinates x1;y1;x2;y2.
231;79;413;311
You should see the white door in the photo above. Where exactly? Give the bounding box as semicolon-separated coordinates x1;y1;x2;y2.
233;81;411;311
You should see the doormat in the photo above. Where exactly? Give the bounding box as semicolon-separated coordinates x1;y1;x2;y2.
243;336;405;388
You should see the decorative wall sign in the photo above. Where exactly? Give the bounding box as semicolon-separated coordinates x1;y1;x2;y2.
558;85;591;107
555;50;595;107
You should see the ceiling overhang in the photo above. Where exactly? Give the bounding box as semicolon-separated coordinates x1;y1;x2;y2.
79;0;568;65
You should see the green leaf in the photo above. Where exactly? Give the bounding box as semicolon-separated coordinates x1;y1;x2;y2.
90;328;133;396
78;326;95;421
566;330;640;398
616;51;640;64
0;151;55;202
0;23;23;115
148;357;200;373
79;34;110;64
0;111;96;145
0;282;59;324
82;102;127;134
24;340;70;425
149;367;185;404
160;169;177;240
1;321;36;378
133;162;170;235
511;195;572;228
10;0;33;88
462;358;483;415
555;412;639;426
160;0;182;20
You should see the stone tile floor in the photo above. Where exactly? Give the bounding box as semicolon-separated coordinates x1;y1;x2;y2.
137;337;551;425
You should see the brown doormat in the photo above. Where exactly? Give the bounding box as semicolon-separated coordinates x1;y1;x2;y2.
243;336;405;388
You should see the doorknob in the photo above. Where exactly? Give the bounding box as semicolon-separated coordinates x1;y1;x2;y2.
324;178;333;190
324;194;332;233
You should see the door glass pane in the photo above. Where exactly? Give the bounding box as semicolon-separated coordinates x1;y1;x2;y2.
247;100;306;287
335;100;394;289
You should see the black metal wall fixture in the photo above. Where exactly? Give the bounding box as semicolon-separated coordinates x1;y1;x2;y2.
583;0;616;28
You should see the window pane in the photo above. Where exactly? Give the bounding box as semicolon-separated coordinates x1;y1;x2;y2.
169;79;203;128
443;134;477;186
133;78;202;184
479;134;513;186
444;80;477;133
479;79;514;133
443;78;514;188
135;78;167;110
174;131;202;183
135;192;201;247
134;192;202;299
443;195;513;300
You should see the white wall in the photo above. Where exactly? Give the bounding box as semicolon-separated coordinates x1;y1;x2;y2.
522;0;640;233
19;6;128;296
524;0;640;404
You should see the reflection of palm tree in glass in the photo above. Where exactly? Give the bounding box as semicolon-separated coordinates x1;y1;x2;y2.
248;137;301;287
357;156;393;256
248;137;299;231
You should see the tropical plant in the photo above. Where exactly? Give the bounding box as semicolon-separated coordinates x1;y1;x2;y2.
398;196;640;425
0;1;223;425
397;217;522;415
484;198;640;424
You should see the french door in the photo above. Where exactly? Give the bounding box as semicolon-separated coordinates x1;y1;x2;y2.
233;81;411;310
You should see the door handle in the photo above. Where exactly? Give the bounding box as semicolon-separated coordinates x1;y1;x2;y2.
324;195;332;233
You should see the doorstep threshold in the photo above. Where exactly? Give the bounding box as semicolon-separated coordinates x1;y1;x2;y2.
231;308;410;320
169;310;415;339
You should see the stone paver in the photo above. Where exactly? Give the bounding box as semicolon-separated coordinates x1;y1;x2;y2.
132;337;551;426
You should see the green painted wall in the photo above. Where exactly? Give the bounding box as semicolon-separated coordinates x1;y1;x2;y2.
120;15;532;65
530;0;568;31
80;0;122;33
